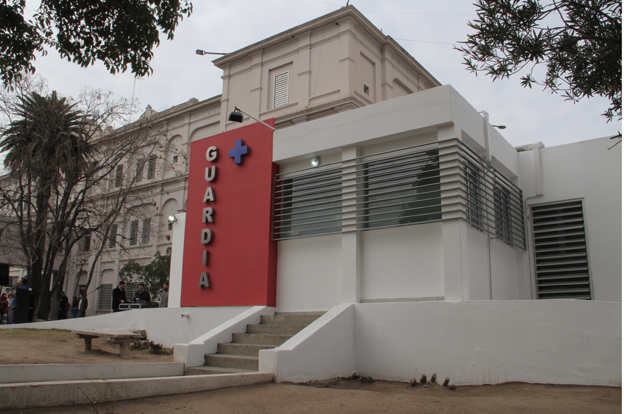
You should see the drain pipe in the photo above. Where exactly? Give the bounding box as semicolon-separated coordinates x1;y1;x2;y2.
480;111;494;300
516;142;545;299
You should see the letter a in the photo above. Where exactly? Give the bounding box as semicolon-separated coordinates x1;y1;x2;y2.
198;272;211;288
203;187;215;203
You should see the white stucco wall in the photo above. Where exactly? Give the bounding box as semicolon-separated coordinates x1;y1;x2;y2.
272;86;455;162
259;303;355;382
518;137;622;302
489;239;520;300
353;301;620;386
462;226;491;300
168;213;186;308
276;235;343;311
360;223;444;301
262;300;620;386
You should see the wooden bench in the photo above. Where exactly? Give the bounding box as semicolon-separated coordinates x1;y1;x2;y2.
73;329;146;357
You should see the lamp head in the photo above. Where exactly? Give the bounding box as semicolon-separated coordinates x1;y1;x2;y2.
228;107;244;123
168;215;177;224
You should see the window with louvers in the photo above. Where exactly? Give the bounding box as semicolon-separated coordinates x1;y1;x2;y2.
494;184;512;246
125;283;139;302
531;200;591;300
129;220;139;246
98;284;112;310
81;235;91;252
273;166;343;239
363;149;441;229
464;160;483;231
274;72;289;108
108;224;117;248
141;218;151;245
147;157;156;179
115;164;123;188
135;159;144;182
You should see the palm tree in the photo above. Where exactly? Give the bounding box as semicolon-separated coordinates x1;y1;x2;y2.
0;91;91;318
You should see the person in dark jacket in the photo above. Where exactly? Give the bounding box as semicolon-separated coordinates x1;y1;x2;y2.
133;283;151;305
59;292;69;319
112;281;128;312
78;292;88;317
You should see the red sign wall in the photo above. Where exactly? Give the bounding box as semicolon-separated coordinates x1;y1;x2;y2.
181;120;278;306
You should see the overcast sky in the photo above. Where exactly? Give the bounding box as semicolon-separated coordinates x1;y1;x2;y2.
25;0;621;149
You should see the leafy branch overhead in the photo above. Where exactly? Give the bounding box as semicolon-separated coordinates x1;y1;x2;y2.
0;0;193;87
456;0;622;121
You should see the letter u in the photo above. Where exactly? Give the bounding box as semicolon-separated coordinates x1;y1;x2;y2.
205;165;217;181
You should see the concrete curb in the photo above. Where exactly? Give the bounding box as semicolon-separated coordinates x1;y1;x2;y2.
0;372;274;410
0;362;185;384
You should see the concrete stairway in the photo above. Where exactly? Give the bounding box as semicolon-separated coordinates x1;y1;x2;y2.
186;311;324;375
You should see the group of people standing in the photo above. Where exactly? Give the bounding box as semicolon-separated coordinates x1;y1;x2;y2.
112;280;169;312
0;279;168;322
0;291;16;324
57;291;88;319
0;279;30;324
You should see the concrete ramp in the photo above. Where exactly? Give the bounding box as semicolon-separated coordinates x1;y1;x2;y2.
0;372;273;410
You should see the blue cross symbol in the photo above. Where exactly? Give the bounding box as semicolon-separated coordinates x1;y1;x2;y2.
229;139;249;165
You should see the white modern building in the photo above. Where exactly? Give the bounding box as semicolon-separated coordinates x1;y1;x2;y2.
3;6;620;387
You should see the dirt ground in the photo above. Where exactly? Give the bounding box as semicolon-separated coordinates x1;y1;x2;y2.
0;328;173;365
1;329;621;414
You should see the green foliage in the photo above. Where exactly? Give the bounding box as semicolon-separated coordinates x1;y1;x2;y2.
0;90;89;174
457;0;622;121
119;251;170;297
0;0;193;87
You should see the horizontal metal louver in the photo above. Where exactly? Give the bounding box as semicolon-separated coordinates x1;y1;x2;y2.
274;72;289;108
271;138;525;246
273;165;343;239
531;200;591;300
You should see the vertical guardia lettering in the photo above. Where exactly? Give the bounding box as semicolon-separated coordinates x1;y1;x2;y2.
199;146;218;288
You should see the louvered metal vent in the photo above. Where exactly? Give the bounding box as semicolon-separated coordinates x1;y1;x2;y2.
274;72;289;108
531;200;591;300
272;138;525;246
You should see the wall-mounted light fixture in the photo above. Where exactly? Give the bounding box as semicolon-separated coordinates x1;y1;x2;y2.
228;106;277;131
311;156;321;167
168;215;177;224
196;49;227;56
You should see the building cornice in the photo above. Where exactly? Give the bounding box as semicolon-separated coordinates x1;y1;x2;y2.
213;6;440;88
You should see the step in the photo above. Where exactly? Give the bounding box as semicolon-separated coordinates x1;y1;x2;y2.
205;354;259;371
185;366;255;376
274;311;326;316
232;332;293;346
217;342;276;357
260;313;324;325
246;323;308;335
